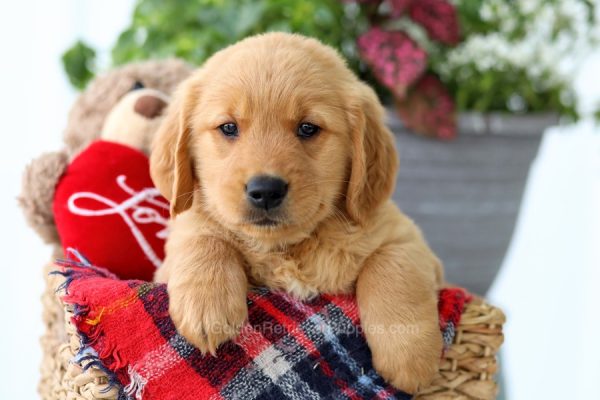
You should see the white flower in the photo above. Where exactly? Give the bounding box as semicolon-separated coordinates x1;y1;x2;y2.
519;0;538;15
480;3;494;21
439;0;597;101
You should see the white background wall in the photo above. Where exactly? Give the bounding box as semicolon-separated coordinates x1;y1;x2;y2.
0;1;134;398
0;1;599;399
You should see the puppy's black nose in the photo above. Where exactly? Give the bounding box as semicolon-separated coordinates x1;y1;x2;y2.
246;176;288;210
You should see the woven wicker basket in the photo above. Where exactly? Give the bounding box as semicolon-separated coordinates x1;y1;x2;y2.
39;262;505;400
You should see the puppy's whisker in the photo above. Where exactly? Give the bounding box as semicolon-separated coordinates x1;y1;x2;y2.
329;207;353;230
172;188;202;200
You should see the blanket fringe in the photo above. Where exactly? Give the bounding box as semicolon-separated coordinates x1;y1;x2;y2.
53;248;130;400
124;366;148;400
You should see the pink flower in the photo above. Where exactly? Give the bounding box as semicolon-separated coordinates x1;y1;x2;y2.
358;27;427;98
409;0;460;45
396;74;457;140
388;0;413;17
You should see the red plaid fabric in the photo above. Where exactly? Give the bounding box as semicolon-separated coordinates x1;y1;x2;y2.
56;252;470;400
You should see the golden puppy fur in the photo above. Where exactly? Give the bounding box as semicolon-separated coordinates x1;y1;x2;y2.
151;32;444;393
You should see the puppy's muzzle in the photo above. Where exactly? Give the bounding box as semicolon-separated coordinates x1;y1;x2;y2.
245;175;288;211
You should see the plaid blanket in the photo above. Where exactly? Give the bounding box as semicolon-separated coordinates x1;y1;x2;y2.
56;251;470;400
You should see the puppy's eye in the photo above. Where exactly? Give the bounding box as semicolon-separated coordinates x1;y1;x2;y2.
131;80;145;91
297;122;320;139
219;123;239;137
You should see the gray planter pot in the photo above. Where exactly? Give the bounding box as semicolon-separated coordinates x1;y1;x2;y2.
458;112;559;136
387;111;557;295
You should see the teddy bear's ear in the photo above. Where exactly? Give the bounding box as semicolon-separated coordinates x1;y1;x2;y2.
19;150;69;244
150;78;199;216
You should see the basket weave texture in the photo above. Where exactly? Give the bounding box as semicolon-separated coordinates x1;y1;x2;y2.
39;262;505;400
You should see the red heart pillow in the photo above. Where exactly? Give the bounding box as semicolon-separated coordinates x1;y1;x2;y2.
53;140;169;281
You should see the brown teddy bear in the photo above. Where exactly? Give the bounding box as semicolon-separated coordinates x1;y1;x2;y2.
52;86;171;280
19;59;192;251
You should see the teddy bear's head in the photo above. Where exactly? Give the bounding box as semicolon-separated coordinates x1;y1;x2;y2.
65;59;192;157
20;59;193;248
100;87;169;154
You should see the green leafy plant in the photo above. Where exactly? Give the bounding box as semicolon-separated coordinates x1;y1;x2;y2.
62;40;96;90
63;0;599;138
111;0;355;63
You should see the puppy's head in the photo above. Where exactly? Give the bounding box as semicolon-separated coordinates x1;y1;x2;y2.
151;33;398;243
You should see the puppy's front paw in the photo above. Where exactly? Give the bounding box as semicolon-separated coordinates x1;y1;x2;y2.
168;283;248;355
370;322;442;394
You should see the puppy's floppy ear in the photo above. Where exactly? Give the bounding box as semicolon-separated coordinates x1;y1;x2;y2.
150;78;199;216
346;84;399;224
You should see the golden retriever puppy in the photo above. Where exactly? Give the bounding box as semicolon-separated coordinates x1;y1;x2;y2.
150;32;444;393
